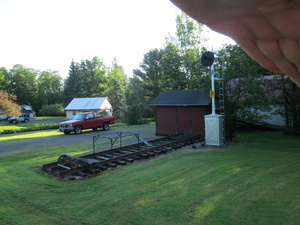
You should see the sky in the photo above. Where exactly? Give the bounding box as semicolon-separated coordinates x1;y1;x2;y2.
0;0;235;78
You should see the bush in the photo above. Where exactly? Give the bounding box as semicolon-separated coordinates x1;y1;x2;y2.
1;124;59;134
123;107;147;125
98;110;108;116
38;104;65;116
283;127;300;136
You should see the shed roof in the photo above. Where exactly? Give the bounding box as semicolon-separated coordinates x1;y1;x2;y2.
150;90;211;106
65;97;108;110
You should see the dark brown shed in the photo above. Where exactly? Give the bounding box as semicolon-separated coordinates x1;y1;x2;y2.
150;90;211;136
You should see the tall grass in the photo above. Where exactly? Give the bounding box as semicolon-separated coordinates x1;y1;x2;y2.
1;131;300;224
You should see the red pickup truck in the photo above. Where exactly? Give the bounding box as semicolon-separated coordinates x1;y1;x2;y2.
59;112;115;134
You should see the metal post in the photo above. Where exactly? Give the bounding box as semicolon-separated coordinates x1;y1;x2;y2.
117;132;123;150
93;136;96;156
211;63;216;115
109;138;113;150
93;135;99;156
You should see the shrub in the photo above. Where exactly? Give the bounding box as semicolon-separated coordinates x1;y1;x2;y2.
1;124;59;134
98;110;108;116
38;104;65;116
124;107;147;125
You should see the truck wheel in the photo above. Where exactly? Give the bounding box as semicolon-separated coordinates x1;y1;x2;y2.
103;122;109;131
23;119;29;123
74;126;82;134
64;131;70;135
92;128;98;131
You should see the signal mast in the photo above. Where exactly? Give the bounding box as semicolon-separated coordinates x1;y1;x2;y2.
201;51;225;146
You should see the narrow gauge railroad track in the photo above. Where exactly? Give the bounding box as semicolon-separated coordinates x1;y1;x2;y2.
41;134;202;181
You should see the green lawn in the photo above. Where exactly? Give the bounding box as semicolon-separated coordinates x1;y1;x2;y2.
0;130;62;143
1;130;300;225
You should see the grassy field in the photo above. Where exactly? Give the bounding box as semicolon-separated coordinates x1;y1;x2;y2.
0;130;62;143
1;129;300;225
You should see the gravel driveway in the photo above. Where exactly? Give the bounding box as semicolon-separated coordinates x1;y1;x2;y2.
0;124;158;155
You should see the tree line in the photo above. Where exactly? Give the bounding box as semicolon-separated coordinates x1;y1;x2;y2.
0;13;208;116
1;12;299;138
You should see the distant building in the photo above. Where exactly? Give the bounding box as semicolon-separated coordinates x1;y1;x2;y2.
21;105;34;118
150;90;211;136
113;106;127;120
64;97;112;119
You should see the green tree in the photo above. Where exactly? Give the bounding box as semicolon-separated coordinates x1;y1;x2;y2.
0;67;11;91
162;12;208;90
218;44;274;140
266;75;300;131
9;64;38;109
161;42;187;90
79;56;108;97
134;49;163;104
37;70;63;110
124;76;149;124
107;58;127;109
175;12;206;49
130;12;209;120
63;60;84;105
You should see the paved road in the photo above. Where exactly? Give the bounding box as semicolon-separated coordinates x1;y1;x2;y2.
0;125;157;155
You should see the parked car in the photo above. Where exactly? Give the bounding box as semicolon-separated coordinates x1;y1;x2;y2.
8;114;30;123
0;115;8;120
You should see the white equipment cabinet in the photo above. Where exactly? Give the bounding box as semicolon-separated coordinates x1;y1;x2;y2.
205;114;224;146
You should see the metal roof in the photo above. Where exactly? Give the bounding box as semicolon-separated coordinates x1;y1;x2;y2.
65;97;108;110
150;90;211;106
22;105;32;110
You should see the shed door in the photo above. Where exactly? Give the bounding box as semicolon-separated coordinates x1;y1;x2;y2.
177;107;192;135
156;107;177;135
156;106;205;136
173;106;206;136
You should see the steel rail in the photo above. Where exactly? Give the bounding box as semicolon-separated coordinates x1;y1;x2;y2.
41;135;202;180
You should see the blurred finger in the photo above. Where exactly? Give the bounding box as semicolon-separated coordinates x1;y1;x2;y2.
279;38;300;70
270;11;300;38
256;39;300;85
236;39;283;73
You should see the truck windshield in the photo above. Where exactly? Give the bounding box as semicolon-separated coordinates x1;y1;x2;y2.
73;114;85;120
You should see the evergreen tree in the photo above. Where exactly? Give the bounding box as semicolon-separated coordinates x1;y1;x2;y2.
124;76;149;124
63;60;83;105
134;48;163;103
